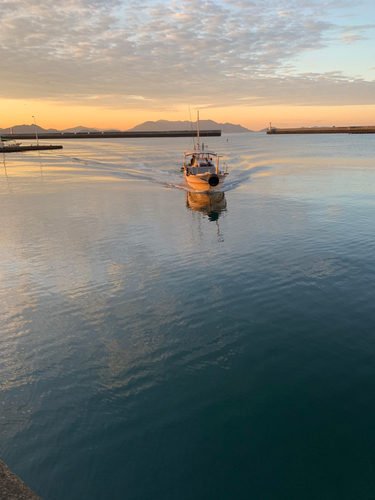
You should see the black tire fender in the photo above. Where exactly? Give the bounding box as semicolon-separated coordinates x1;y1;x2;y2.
208;174;219;187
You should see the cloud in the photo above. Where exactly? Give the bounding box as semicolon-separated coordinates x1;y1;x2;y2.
340;33;365;43
0;0;374;109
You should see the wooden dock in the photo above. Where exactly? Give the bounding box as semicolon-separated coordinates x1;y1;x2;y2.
267;126;375;135
0;145;63;153
0;130;221;141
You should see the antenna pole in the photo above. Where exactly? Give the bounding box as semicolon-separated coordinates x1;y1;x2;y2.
197;111;199;149
32;116;39;146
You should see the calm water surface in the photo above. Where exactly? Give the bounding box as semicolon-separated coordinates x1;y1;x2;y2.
1;133;375;499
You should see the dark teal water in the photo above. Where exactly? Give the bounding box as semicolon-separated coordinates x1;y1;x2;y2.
1;133;375;499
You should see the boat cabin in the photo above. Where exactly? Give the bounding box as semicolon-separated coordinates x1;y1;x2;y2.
184;149;218;174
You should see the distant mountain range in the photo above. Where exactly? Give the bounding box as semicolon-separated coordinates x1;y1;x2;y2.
128;120;252;133
0;125;114;134
0;120;253;135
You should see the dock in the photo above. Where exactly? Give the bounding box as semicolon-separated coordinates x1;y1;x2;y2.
0;130;222;141
0;145;63;153
267;126;375;135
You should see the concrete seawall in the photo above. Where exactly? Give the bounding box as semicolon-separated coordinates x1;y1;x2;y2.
0;460;42;500
0;130;221;141
267;126;375;135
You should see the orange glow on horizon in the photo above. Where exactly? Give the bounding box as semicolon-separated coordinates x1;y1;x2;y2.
0;98;374;131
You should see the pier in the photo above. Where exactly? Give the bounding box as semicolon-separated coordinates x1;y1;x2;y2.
0;145;63;153
267;126;375;135
0;130;222;141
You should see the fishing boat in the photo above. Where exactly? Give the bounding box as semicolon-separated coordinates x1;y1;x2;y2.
182;112;228;191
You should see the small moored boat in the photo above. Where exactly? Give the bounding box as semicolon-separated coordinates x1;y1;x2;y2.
0;137;22;149
182;112;228;191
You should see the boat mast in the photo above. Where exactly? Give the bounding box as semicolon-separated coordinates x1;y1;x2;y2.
197;110;199;150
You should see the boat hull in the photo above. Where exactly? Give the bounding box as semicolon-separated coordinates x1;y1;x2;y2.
184;172;227;191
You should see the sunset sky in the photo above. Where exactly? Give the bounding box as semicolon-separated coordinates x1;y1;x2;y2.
1;0;374;130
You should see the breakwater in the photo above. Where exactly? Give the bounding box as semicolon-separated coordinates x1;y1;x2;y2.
267;126;375;135
1;130;221;140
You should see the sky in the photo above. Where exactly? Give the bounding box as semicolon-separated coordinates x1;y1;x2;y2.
0;0;374;130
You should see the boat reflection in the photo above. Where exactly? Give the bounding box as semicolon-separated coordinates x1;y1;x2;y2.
186;192;227;221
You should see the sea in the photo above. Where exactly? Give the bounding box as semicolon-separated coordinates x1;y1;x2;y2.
1;132;375;500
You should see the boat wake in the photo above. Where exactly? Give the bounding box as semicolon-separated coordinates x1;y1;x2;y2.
221;179;242;192
58;153;252;194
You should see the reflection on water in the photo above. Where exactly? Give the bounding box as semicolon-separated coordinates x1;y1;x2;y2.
1;154;46;194
2;134;375;500
3;155;11;192
186;191;227;221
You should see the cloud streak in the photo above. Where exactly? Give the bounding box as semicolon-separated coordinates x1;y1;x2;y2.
0;0;374;109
